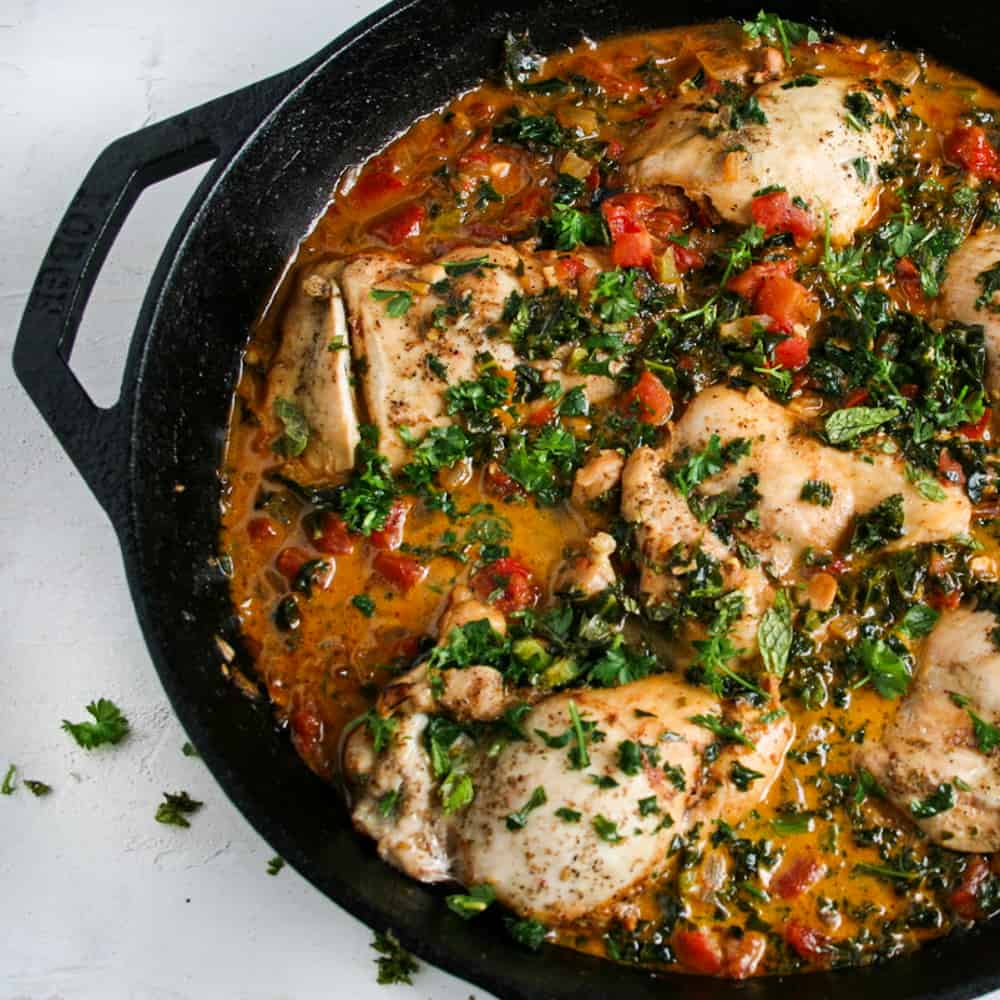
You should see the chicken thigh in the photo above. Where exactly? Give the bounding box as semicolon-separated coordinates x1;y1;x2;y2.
858;608;1000;851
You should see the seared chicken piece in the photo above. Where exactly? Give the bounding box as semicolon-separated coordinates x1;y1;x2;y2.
940;230;1000;398
265;261;360;476
674;386;971;577
858;608;1000;851
621;387;970;652
340;245;614;468
344;672;793;925
554;532;617;598
437;584;508;639
623;77;894;243
571;449;625;507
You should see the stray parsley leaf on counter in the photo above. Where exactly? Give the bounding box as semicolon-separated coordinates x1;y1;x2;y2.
267;856;285;876
24;780;52;797
372;929;419;985
62;699;130;749
155;790;203;828
1;764;16;795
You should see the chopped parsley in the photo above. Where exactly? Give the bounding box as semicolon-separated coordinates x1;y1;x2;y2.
730;761;766;790
856;637;912;699
272;398;309;458
336;426;398;535
370;287;414;317
800;480;833;506
592;814;623;843
849;494;905;553
555;806;582;822
670;434;751;496
975;261;1000;313
267;856;285;876
62;698;129;749
372;930;419;984
446;883;496;919
504;916;548;951
24;780;52;797
506;785;548;830
742;10;820;63
155;791;203;828
689;713;755;748
1;764;15;795
910;782;957;818
352;594;376;617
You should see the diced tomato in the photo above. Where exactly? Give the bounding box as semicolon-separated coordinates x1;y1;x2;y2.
611;229;654;269
899;383;919;400
619;370;673;426
645;207;686;240
950;855;992;920
938;448;966;485
310;512;355;555
827;557;849;575
772;335;810;371
275;546;310;580
605;139;624;160
726;258;797;300
470;556;539;613
844;387;871;408
370;201;425;245
784;921;832;963
722;932;767;980
575;57;644;99
672;243;705;273
754;275;819;334
372;551;427;592
289;702;332;779
370;501;409;551
751;190;818;247
601;193;658;237
525;400;556;427
959;407;992;440
926;587;962;611
602;194;657;271
772;854;827;900
351;167;405;207
894;256;925;301
673;929;723;975
944;126;1000;181
247;517;278;542
555;255;586;282
484;462;524;499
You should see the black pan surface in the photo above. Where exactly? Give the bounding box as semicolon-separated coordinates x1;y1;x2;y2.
14;1;1000;997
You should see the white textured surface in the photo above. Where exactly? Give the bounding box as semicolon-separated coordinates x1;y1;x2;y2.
0;1;485;997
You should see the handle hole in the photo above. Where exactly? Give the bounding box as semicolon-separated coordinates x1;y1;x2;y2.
68;159;213;407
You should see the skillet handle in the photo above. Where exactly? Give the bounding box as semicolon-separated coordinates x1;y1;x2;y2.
12;65;310;525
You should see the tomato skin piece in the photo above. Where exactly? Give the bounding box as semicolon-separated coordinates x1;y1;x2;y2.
843;387;871;408
470;556;539;613
772;854;826;900
784;921;832;963
555;255;586;282
370;501;409;551
351;168;405;207
958;407;991;440
525;400;556;427
672;243;705;273
938;448;966;486
484;461;524;499
673;929;723;975
311;512;355;555
372;551;427;592
754;275;818;334
926;587;962;611
894;256;925;301
751;191;818;247
247;517;279;543
611;229;654;269
722;932;767;980
945;126;1000;181
370;201;425;244
772;335;810;371
602;193;657;271
726;258;797;300
619;370;673;425
950;855;992;920
275;546;311;580
289;702;333;779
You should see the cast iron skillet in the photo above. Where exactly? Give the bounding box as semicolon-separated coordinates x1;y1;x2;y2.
13;1;1000;996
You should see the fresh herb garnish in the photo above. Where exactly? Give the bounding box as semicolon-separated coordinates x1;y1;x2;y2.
370;287;414;317
62;699;129;749
446;883;496;919
910;782;956;818
372;930;419;984
155;790;203;828
272;398;310;457
506;786;548;830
